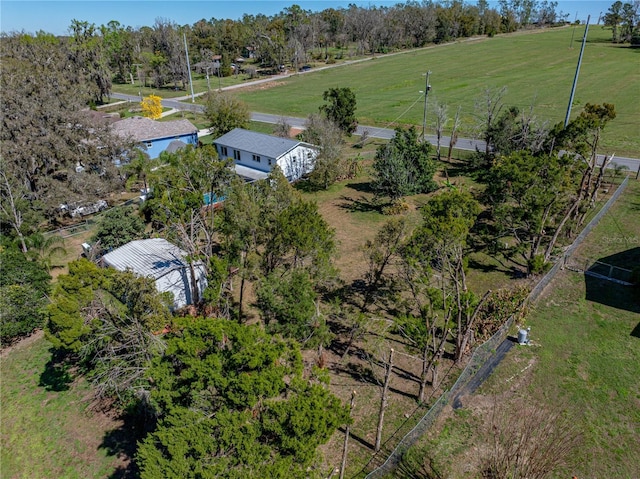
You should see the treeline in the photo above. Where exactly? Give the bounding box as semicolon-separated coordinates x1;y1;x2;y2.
3;1;571;100
602;0;640;43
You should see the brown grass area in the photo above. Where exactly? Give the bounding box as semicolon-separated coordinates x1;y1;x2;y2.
312;333;460;476
239;80;288;93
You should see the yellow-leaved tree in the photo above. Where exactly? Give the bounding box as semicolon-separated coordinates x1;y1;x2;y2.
140;95;162;119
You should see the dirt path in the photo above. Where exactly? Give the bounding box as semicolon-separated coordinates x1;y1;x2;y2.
0;329;45;359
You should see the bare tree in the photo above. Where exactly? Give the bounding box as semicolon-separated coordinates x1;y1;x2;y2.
474;86;507;167
375;348;394;452
0;165;31;253
433;101;449;161
273;117;293;138
300;113;345;189
447;106;462;162
339;390;356;479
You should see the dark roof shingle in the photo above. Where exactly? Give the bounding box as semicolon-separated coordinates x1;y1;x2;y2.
112;116;197;142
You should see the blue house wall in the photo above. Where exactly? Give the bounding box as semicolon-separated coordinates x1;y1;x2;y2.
144;132;198;159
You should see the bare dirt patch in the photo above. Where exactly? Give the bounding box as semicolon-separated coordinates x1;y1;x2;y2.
240;80;288;93
0;329;45;359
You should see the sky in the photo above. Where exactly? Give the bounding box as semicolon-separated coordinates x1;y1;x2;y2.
1;0;614;36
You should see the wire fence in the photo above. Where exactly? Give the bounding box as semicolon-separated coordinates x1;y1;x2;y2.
363;175;631;479
44;198;140;240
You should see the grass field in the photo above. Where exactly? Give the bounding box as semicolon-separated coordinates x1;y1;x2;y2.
401;179;640;478
217;27;638;157
0;335;128;478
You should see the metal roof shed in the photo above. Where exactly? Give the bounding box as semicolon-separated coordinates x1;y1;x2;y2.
101;238;207;310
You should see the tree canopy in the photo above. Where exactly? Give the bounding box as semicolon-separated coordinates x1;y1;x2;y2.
372;127;437;201
204;92;250;136
320;87;358;135
0;246;51;345
91;205;146;250
137;317;349;478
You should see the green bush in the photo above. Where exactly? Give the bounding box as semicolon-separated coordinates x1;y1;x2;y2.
528;254;548;275
0;247;51;345
382;200;410;215
0;284;48;345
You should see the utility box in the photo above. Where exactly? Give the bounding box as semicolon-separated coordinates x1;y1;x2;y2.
81;243;92;257
518;328;530;345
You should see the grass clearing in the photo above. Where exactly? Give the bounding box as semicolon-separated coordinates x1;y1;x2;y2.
230;27;638;157
403;179;640;478
0;335;127;479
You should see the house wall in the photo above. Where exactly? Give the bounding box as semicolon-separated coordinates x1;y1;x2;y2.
217;145;276;174
155;263;208;310
277;145;317;181
144;132;198;159
217;144;317;181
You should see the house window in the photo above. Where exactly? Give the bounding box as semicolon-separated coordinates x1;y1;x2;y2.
292;155;297;163
252;154;261;163
220;146;228;157
233;150;241;160
145;142;153;148
268;158;272;166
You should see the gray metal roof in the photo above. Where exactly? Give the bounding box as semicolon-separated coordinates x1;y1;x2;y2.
101;238;195;281
234;164;269;181
112;116;197;142
214;128;304;159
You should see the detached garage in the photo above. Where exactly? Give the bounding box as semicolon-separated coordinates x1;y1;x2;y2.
101;238;206;310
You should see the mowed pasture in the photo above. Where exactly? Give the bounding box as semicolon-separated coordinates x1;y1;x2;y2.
230;26;639;157
0;335;130;478
402;180;640;479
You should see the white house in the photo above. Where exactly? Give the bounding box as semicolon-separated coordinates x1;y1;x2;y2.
100;238;207;310
213;128;318;182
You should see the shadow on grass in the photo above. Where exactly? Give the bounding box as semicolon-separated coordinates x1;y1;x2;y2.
337;425;376;451
339;194;382;213
345;181;376;194
100;409;150;479
38;350;73;392
585;247;640;314
467;257;502;274
294;179;322;194
331;358;380;385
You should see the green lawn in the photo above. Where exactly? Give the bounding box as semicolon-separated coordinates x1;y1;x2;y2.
401;179;640;478
0;337;127;478
225;27;638;157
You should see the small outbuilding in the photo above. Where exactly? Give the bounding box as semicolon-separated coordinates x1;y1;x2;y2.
112;116;198;159
100;238;207;310
213;128;318;182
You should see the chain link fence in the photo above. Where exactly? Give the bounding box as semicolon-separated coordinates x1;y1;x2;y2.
363;175;631;479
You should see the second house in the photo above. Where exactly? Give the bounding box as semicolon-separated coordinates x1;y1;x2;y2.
213;128;318;182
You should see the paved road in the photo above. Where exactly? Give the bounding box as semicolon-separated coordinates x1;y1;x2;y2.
110;92;639;172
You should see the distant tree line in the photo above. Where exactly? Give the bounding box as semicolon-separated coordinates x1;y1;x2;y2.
3;1;573;101
603;1;640;44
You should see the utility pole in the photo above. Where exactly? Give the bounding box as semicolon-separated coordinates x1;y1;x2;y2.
421;71;432;141
183;32;195;103
133;63;143;99
565;16;590;127
205;66;211;91
569;12;578;48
